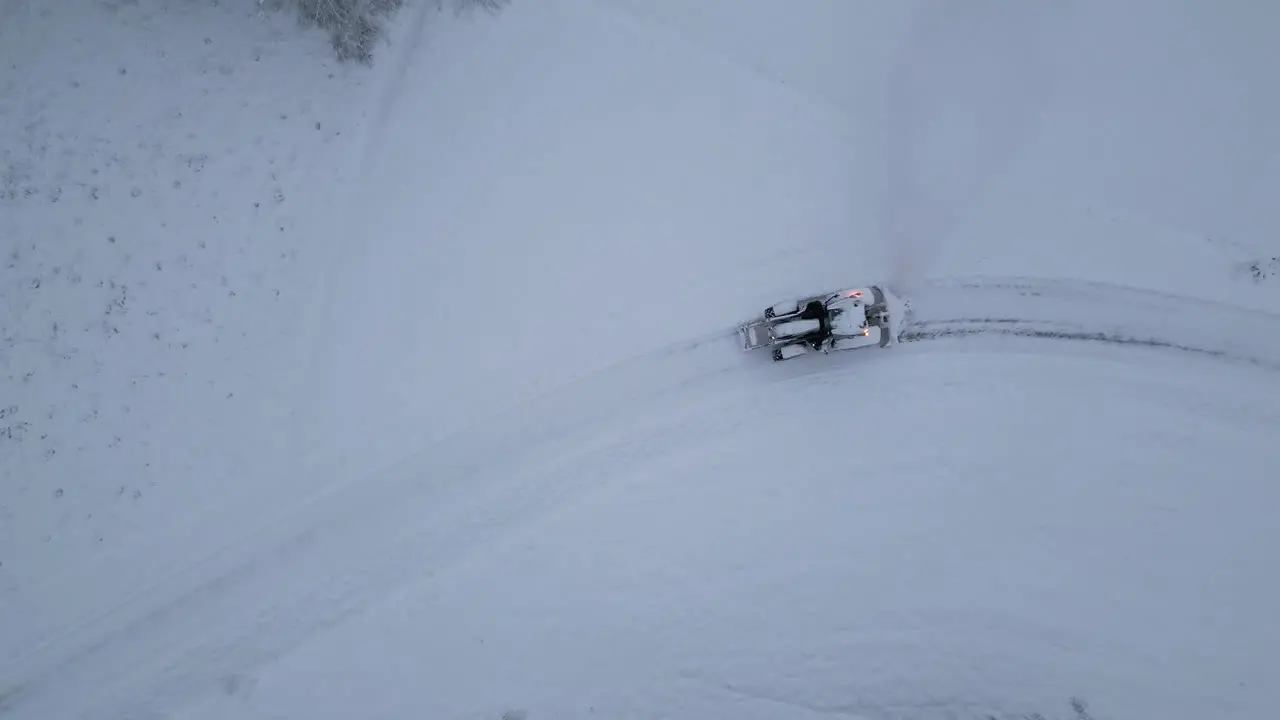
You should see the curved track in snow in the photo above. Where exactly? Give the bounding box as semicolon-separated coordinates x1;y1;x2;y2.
900;276;1280;371
4;276;1280;720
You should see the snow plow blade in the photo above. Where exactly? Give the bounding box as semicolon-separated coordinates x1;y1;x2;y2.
739;321;772;351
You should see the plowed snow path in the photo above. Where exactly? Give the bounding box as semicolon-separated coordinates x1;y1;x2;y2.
5;277;1279;720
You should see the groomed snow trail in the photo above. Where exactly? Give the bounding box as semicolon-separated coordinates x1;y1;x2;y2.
219;346;1277;720
4;278;1280;720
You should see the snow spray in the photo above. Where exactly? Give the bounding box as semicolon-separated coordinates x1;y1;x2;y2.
879;1;1067;293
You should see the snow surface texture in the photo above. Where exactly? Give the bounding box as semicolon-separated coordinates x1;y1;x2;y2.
3;0;1280;719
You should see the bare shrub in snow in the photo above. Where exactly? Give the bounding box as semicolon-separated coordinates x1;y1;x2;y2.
261;0;403;63
264;0;511;64
455;0;510;13
1249;256;1279;281
1229;255;1279;283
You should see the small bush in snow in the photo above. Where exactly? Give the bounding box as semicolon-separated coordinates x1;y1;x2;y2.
261;0;402;63
1230;256;1280;283
455;0;510;12
1249;256;1279;281
264;0;511;64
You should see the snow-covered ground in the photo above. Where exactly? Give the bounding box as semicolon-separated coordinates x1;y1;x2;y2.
3;1;1279;718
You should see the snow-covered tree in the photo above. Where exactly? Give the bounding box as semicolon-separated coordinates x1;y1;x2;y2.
265;0;510;64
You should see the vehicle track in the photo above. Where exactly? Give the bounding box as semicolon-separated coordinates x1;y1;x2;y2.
903;320;1277;370
898;275;1280;372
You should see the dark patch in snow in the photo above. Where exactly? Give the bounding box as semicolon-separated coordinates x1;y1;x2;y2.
1241;257;1279;282
220;673;258;698
0;683;27;714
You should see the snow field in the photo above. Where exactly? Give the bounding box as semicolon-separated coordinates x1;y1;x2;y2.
3;0;1280;718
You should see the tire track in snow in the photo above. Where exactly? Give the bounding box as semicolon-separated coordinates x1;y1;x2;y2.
903;320;1275;370
898;276;1280;372
5;276;1280;720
